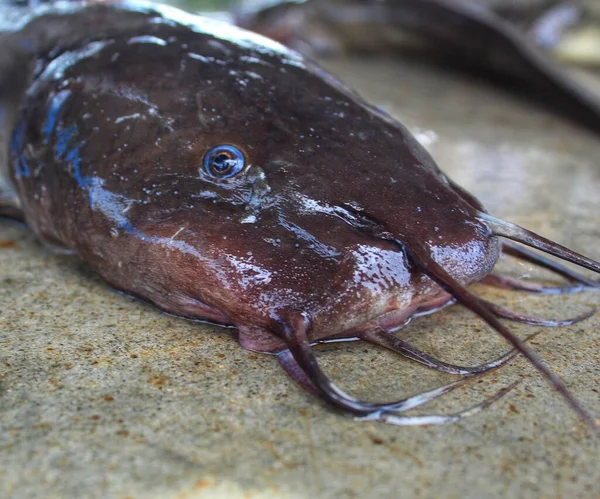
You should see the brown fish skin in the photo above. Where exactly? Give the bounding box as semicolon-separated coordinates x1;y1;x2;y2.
2;2;599;429
5;3;497;351
235;0;600;135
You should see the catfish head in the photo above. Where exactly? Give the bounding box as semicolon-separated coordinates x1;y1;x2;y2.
8;2;600;429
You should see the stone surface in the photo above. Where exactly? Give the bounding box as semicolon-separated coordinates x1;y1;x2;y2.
1;53;599;498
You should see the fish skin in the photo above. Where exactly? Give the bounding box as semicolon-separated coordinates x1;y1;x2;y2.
235;0;600;134
0;1;498;352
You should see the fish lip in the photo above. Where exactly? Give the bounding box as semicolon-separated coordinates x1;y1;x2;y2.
237;292;454;354
310;291;454;345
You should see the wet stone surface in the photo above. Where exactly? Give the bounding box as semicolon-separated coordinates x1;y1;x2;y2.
1;56;599;498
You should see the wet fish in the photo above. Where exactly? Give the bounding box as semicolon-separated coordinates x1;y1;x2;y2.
235;0;600;134
1;1;599;431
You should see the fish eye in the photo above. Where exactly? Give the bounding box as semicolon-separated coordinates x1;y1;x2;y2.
203;145;246;179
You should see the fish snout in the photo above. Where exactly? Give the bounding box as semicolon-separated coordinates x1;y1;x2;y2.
327;198;501;288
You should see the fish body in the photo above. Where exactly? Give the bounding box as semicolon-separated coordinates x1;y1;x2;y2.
1;1;599;429
235;0;600;133
1;1;496;351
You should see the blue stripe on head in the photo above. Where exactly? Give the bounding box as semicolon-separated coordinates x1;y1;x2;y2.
43;90;72;143
64;143;93;189
10;122;26;155
55;124;78;160
15;156;30;178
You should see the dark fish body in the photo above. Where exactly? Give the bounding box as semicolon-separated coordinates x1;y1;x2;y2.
235;0;600;134
1;1;599;430
1;1;497;349
453;0;600;66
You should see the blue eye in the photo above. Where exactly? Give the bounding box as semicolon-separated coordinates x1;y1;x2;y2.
203;145;246;179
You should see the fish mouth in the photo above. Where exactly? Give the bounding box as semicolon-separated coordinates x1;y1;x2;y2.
317;292;454;343
237;291;453;352
259;209;600;433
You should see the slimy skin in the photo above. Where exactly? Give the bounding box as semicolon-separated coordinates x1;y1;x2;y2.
235;0;600;135
1;1;599;431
